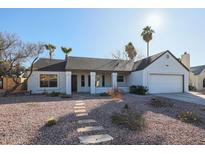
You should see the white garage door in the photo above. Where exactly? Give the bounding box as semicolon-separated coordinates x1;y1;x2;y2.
149;74;183;94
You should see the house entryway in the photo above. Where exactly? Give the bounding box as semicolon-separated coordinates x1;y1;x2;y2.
72;75;77;92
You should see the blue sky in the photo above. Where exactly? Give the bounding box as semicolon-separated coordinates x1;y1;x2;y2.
0;8;204;66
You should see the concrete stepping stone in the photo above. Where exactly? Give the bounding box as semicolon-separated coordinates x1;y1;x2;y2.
77;119;96;124
79;134;113;144
76;100;83;103
74;106;86;109
75;103;85;106
76;113;88;117
77;126;104;133
74;109;86;113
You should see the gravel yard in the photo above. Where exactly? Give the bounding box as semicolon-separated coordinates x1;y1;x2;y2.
0;93;205;145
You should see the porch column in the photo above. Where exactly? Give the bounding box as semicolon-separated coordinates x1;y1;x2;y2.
112;72;117;89
65;71;72;95
90;72;96;94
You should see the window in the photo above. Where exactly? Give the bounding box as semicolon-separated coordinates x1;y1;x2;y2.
203;78;205;88
96;75;100;87
0;78;3;89
81;75;85;87
88;75;90;87
40;74;57;88
117;75;124;82
102;75;105;87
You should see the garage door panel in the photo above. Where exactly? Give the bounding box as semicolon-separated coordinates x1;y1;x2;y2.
149;74;183;94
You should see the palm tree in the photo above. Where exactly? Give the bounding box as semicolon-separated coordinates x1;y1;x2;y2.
45;44;56;60
61;47;72;59
125;42;137;60
141;26;155;57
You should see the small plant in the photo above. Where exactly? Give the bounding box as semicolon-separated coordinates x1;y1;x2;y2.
108;88;123;99
124;104;129;110
46;117;57;126
99;92;110;96
61;94;72;98
150;97;174;108
129;85;148;95
189;85;196;91
48;91;60;97
111;105;145;131
112;111;145;131
129;85;137;93
177;111;201;124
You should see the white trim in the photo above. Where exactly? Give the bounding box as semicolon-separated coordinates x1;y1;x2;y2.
37;72;60;90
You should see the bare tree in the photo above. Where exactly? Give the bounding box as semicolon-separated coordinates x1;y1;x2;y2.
0;32;45;96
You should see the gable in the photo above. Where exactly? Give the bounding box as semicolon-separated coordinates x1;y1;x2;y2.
144;51;189;73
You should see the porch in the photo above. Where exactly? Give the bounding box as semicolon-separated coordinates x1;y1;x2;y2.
65;71;129;95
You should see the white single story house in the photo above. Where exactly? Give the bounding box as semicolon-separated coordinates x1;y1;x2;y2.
27;50;189;94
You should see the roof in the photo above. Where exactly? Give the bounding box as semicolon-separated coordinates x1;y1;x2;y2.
31;50;189;72
32;58;66;72
132;51;167;71
65;56;134;72
133;50;189;71
190;65;205;75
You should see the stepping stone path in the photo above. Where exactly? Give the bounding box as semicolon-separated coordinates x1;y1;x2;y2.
73;100;113;144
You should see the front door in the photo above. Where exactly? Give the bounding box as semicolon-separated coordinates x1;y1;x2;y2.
71;75;77;92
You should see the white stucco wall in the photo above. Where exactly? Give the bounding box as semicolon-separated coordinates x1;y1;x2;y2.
27;71;66;94
127;70;143;86
142;52;189;92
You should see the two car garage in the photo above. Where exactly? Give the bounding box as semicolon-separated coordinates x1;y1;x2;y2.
149;74;184;94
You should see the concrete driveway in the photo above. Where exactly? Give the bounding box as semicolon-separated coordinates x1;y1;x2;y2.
154;92;205;105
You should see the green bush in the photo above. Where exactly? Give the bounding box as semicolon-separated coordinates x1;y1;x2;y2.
150;97;174;108
189;85;196;91
129;85;148;95
99;92;110;96
48;91;60;97
111;107;145;131
177;111;201;124
129;85;137;93
61;94;72;98
46;117;57;126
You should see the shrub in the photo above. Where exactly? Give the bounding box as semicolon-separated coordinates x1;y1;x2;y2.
108;88;123;99
48;91;60;97
111;106;145;131
129;85;137;93
177;111;201;124
46;117;57;126
129;85;148;95
99;92;110;96
150;97;174;108
189;85;196;91
61;94;72;98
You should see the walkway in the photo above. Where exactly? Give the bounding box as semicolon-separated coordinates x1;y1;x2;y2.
74;100;113;144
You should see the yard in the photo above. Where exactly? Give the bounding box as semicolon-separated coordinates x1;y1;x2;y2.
0;93;205;144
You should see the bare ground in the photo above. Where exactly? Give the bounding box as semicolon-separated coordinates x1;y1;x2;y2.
0;93;205;145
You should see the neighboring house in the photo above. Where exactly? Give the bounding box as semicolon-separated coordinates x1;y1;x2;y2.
190;65;205;91
27;50;189;95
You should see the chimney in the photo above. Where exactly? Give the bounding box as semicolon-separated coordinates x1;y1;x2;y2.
181;52;190;69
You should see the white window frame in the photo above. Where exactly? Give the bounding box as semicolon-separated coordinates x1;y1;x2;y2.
38;72;60;90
